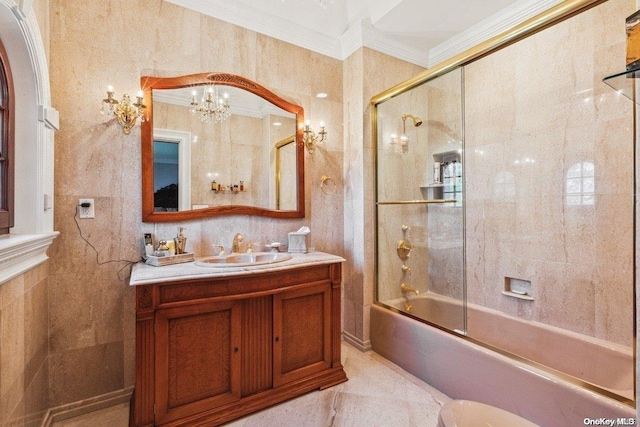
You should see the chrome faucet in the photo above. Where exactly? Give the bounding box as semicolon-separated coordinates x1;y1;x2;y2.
232;233;244;253
400;283;419;296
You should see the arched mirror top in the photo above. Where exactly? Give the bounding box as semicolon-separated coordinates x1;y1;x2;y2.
140;72;305;222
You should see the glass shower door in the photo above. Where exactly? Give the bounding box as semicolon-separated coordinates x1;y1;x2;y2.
375;67;465;333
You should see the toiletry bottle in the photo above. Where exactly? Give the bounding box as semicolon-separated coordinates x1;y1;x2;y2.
454;159;462;188
239;180;244;191
155;240;169;257
175;227;187;254
433;162;441;183
451;160;458;190
211;180;217;191
442;162;450;185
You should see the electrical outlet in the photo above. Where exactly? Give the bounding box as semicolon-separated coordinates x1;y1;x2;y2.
78;198;95;219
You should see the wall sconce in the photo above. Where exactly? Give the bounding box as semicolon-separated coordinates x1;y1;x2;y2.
303;120;327;153
101;85;147;134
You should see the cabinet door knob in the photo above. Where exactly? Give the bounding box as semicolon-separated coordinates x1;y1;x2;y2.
234;347;239;353
274;336;280;342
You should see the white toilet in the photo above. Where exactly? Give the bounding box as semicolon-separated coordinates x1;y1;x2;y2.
437;400;539;427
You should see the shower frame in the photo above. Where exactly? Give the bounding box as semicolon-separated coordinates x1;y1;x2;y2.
371;0;636;407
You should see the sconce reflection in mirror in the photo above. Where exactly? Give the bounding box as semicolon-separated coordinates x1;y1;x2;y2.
391;114;422;146
101;86;147;134
303;120;327;153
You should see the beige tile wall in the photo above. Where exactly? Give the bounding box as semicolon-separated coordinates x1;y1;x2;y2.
372;0;634;348
465;0;634;346
342;48;424;348
0;262;50;427
47;0;348;407
375;69;464;303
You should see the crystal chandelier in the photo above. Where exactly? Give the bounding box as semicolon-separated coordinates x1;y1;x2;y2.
189;85;230;122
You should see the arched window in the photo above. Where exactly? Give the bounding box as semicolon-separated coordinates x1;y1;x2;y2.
0;38;13;234
566;162;594;206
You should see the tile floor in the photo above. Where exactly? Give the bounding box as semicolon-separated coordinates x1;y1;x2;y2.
53;342;450;427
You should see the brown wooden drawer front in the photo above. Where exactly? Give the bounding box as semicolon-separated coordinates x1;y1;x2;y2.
158;265;331;306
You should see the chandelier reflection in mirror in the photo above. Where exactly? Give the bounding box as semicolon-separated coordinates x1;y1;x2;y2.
101;86;147;135
189;85;231;122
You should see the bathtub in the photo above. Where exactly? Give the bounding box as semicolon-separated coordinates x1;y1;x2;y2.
370;293;635;427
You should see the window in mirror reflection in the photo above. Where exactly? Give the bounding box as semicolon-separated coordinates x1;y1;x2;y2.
153;129;191;212
154;140;179;211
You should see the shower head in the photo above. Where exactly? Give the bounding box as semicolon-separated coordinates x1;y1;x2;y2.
402;114;423;127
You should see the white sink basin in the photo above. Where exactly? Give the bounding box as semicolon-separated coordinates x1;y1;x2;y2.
195;252;292;268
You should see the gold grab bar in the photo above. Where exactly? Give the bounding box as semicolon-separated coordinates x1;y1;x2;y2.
377;199;457;205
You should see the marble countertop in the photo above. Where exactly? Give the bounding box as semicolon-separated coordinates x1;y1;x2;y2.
129;251;345;286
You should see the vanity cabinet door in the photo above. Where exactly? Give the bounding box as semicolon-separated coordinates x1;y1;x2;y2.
154;299;242;425
273;281;332;387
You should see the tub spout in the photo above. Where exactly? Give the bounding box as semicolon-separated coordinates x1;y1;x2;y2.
400;283;419;296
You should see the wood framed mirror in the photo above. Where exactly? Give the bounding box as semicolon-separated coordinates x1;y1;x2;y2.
140;72;305;222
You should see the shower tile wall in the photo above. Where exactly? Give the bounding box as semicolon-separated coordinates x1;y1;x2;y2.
464;0;634;345
376;85;432;302
376;70;463;304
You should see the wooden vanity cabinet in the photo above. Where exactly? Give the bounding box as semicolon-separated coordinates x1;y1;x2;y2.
132;262;346;427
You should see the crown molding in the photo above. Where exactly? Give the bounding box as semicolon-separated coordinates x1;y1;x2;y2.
165;0;344;59
359;18;430;67
166;0;562;70
428;0;563;66
166;0;430;66
340;16;365;59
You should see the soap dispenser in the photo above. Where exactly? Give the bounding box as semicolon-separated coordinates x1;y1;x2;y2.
175;227;187;254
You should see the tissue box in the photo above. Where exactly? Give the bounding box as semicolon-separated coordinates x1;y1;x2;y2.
288;232;310;253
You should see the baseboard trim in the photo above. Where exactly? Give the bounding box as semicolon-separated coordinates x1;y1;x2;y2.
41;387;133;427
342;331;371;352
